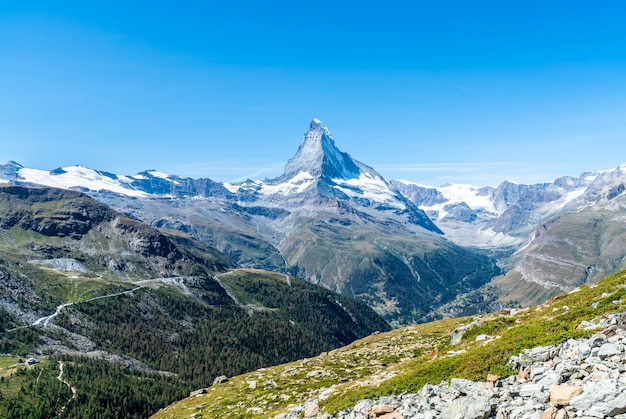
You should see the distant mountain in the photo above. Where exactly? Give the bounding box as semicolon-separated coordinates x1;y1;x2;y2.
393;164;626;309
2;120;500;324
0;184;388;417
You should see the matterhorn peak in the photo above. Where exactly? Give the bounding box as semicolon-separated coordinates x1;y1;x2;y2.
308;118;332;136
283;119;360;180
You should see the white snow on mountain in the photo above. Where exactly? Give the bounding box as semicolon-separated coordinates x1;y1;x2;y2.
437;183;497;213
283;118;358;179
147;170;172;180
333;172;405;209
222;182;241;194
18;166;148;197
395;180;498;220
260;172;316;196
117;175;135;184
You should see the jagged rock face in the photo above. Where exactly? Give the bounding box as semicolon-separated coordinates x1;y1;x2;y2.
0;161;23;180
283;119;360;180
270;120;442;234
129;171;233;198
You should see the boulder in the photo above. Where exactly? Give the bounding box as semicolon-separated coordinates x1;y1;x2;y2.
570;380;621;410
189;388;206;397
519;383;543;398
597;342;621;359
303;403;319;417
212;375;228;385
540;407;558;419
550;385;582;407
450;320;480;345
441;396;492;419
366;404;401;418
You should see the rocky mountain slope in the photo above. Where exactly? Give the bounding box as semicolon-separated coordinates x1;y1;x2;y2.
0;184;388;418
2;120;500;325
153;269;626;419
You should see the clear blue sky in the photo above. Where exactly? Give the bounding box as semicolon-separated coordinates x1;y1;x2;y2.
1;1;626;186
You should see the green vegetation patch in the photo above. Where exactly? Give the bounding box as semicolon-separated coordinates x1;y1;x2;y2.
321;271;626;414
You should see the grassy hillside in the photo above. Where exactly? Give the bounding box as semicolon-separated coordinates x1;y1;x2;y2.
153;269;626;418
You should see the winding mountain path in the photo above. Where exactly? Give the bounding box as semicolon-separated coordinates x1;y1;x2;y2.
32;286;144;328
57;361;76;416
213;272;243;307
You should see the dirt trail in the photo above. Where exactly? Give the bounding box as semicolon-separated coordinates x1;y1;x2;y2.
56;361;76;416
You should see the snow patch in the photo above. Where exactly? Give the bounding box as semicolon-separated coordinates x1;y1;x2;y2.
147;170;171;180
394;179;435;188
261;172;315;196
222;182;241;193
117;175;134;184
333;172;405;209
19;167;148;197
438;183;498;214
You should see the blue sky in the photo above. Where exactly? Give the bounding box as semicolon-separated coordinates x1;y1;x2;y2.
1;1;626;186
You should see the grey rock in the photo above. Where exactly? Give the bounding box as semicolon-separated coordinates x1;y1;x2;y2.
597;342;621;358
519;383;544;398
441;396;492;419
450;320;481;345
536;370;561;388
570;380;621;410
520;345;556;364
212;375;228;385
588;334;608;348
591;391;626;417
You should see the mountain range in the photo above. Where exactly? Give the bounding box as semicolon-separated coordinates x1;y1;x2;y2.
2;118;626;417
2;119;626;321
0;184;388;417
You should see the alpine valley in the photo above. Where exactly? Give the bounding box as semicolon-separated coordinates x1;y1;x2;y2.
1;119;626;418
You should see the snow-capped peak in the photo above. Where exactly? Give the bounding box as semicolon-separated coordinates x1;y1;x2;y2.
282;118;360;180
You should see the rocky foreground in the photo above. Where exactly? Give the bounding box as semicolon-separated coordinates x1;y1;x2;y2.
282;312;626;419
